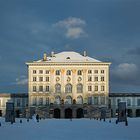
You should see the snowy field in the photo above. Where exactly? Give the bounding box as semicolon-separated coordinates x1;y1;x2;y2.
0;117;140;140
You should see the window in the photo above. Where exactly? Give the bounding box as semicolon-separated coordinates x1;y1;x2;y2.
94;70;98;74
66;70;71;75
77;84;83;93
77;70;82;75
39;70;43;74
88;70;92;74
17;99;20;107
55;96;61;104
55;84;61;93
94;97;98;105
101;85;105;91
46;86;49;92
46;97;49;105
33;86;36;92
33;97;37;105
39;98;43;105
88;76;92;82
65;96;72;104
39;77;43;82
101;97;105;104
56;70;60;75
46;70;50;74
77;96;83;104
33;70;36;74
88;86;92;91
137;99;140;106
95;86;98;91
101;70;104;74
46;77;49;82
65;84;72;93
39;86;43;92
101;76;104;81
94;77;98;82
33;77;36;81
127;99;131;106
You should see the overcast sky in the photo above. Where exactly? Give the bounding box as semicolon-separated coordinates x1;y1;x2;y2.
0;0;140;93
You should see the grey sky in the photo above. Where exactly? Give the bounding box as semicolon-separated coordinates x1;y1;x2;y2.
0;0;140;93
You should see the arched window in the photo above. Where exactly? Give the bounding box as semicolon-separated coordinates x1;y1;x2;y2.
65;84;72;93
65;96;72;104
77;70;82;75
56;70;60;75
55;84;61;93
66;70;71;75
77;96;83;104
77;84;83;93
55;96;61;104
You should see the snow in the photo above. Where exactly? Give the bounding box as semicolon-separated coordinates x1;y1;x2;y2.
0;117;140;140
36;51;101;63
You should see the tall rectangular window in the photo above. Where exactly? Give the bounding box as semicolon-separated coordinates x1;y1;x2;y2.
39;70;43;74
101;76;104;81
33;86;36;92
94;97;98;105
46;97;49;105
39;86;43;92
39;98;43;105
56;70;60;75
46;86;50;92
46;70;50;74
39;77;43;82
77;70;82;75
33;77;36;81
101;85;105;91
88;86;92;91
95;86;98;91
101;70;104;74
94;70;98;74
101;97;105;104
33;97;37;105
88;70;92;74
88;76;92;81
46;77;49;82
94;77;98;82
33;70;36;74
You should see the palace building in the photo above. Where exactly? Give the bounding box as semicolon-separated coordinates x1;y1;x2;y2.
26;51;111;118
0;52;140;118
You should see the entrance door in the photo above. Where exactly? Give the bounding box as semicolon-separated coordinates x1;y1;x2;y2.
76;108;83;118
54;108;61;118
65;108;72;118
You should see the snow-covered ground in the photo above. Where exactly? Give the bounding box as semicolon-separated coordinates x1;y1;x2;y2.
0;117;140;140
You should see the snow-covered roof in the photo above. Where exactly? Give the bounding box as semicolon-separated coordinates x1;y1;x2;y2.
35;51;101;63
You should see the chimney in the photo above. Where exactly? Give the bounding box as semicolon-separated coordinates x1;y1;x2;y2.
83;51;87;57
43;53;47;61
51;51;54;57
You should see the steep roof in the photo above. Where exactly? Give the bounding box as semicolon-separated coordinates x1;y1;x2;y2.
35;51;101;63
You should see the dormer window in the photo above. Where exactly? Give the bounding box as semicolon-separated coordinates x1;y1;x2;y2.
66;57;70;59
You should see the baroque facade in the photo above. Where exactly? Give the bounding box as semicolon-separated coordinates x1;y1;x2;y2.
25;51;111;118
